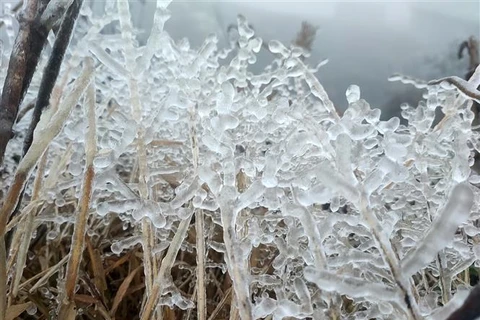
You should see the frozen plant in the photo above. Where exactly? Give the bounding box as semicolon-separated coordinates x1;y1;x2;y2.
0;1;480;319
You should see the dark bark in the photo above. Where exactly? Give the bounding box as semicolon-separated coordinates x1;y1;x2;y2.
5;0;85;253
0;0;51;165
23;0;84;156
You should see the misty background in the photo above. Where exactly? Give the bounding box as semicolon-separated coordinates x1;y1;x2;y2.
2;1;479;119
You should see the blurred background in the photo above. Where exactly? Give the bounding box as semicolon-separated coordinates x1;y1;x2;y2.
1;1;479;119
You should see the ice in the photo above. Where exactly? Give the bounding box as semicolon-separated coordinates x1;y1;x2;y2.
253;298;277;319
314;161;360;202
262;153;279;188
1;5;479;319
234;180;265;212
401;183;474;277
210;114;239;133
216;81;235;114
237;15;255;40
111;235;142;255
377;117;400;134
304;268;400;301
170;177;200;209
346;85;361;104
268;40;290;57
295;184;332;206
89;43;128;78
96;199;142;216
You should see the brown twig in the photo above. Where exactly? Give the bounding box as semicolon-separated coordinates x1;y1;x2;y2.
0;0;50;164
458;36;479;75
429;75;480;103
293;21;319;53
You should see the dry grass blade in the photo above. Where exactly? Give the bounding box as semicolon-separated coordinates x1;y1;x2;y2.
86;237;108;297
5;302;33;320
10;149;49;298
195;209;206;320
141;215;193;320
105;250;134;275
27;255;69;293
59;78;97;317
110;266;143;316
208;287;232;320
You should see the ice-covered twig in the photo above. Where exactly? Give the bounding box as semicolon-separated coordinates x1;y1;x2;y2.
428;75;480;103
140;214;194;320
388;73;428;89
304;268;400;301
357;189;422;320
401;183;474;277
117;0;157;303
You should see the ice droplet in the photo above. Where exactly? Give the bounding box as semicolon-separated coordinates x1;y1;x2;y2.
346;85;361;104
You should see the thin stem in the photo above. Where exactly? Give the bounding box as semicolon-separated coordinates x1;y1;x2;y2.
358;191;421;320
141;215;193;320
117;0;157;298
195;209;206;320
0;239;6;320
58;79;96;317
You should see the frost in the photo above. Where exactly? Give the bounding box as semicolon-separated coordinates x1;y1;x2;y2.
401;183;474;277
0;3;479;319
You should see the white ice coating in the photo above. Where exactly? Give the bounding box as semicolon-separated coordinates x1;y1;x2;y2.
401;183;474;277
0;2;478;319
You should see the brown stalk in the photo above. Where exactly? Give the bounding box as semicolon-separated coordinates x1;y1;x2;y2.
0;0;50;164
110;266;143;316
58;78;97;317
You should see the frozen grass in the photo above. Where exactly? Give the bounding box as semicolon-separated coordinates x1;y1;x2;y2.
1;1;480;320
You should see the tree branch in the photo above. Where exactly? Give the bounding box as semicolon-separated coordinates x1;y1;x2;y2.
0;0;51;165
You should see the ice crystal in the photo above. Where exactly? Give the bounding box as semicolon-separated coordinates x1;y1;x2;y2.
1;1;480;319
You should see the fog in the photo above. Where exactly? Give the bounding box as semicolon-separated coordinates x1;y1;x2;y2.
162;1;479;118
1;1;479;118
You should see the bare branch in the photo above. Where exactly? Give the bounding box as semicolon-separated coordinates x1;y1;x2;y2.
0;0;50;165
